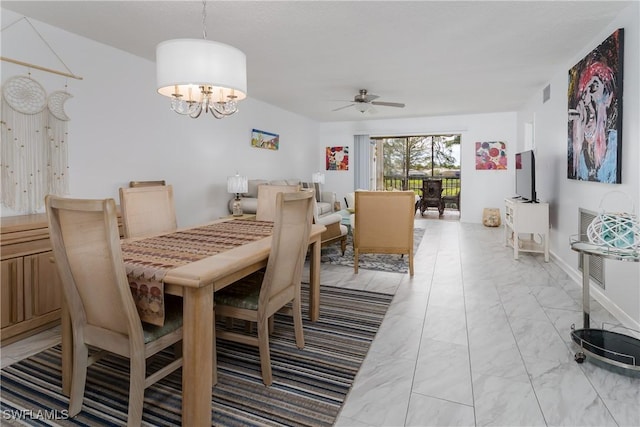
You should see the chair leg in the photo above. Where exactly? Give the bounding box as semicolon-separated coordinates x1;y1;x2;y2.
68;342;89;417
292;295;305;350
409;251;414;276
127;354;146;427
173;341;182;358
257;317;272;386
354;249;359;273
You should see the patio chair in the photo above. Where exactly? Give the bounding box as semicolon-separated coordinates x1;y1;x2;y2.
417;179;444;216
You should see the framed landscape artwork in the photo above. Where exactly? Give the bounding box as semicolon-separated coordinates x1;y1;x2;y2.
567;28;624;183
251;129;279;150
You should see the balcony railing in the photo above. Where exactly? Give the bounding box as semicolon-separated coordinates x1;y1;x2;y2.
382;175;461;209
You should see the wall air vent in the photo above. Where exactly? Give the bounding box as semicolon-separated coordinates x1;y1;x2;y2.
543;84;551;103
578;208;605;289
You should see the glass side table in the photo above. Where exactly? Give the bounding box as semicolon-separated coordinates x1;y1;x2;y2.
569;238;640;371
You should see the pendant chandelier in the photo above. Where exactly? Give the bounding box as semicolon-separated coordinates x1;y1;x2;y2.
155;0;247;119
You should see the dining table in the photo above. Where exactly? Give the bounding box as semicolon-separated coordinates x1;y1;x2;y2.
60;217;325;426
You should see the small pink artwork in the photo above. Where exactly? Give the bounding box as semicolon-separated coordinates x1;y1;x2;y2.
476;141;507;170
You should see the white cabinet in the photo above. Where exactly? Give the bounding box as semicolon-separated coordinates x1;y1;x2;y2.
504;198;549;262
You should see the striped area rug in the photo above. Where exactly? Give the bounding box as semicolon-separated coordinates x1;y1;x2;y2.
0;285;392;426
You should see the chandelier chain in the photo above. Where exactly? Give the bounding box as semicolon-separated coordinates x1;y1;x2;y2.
202;0;207;40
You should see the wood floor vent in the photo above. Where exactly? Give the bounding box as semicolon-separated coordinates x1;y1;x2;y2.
579;208;605;289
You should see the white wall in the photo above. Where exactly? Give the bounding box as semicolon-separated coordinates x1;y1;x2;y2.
318;112;517;223
1;9;318;227
3;5;638;326
517;2;640;327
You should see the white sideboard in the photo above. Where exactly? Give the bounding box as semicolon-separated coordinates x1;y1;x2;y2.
504;198;549;262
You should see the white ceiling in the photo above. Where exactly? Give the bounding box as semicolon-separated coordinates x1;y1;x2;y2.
2;1;630;122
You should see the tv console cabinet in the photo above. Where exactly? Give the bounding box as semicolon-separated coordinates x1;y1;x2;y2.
504;198;549;262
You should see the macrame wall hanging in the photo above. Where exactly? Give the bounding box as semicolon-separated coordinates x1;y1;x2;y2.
1;17;82;213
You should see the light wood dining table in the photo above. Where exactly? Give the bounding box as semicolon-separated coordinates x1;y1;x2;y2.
60;218;325;426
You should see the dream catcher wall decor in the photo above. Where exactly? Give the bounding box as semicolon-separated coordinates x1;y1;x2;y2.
1;75;72;213
1;17;82;213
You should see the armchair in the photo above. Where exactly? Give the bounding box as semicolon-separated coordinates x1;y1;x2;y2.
353;191;415;275
307;189;347;254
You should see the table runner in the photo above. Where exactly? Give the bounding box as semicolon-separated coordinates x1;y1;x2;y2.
121;219;273;326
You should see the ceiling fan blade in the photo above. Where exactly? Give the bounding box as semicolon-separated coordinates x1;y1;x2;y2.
332;104;355;112
363;94;379;102
371;101;405;108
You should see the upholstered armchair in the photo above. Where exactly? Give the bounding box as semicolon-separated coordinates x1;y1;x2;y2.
310;192;347;254
352;191;415;275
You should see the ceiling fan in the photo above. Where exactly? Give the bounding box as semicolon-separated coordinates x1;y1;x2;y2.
332;89;405;113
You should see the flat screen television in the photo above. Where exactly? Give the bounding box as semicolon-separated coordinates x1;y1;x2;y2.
515;150;537;202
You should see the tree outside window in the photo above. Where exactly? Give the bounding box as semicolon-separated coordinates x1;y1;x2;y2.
377;134;460;190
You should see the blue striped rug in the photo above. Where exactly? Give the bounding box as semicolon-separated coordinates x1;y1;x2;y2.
0;285;392;426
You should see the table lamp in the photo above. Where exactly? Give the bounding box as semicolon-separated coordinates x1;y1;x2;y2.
227;174;248;216
312;172;325;184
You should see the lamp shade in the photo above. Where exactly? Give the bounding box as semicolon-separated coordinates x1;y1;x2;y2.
227;175;248;194
156;39;247;103
312;172;325;184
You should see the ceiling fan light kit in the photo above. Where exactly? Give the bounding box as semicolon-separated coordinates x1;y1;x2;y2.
333;89;405;114
354;103;371;113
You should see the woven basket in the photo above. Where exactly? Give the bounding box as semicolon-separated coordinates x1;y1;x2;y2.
587;191;639;251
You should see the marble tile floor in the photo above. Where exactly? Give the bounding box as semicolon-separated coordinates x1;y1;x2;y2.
331;218;640;427
2;216;639;426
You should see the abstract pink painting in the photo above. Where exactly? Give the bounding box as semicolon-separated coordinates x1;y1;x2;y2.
476;141;507;170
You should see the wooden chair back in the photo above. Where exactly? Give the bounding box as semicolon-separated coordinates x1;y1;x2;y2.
46;196;137;338
255;184;300;221
261;191;314;305
129;180;166;188
119;185;177;238
354;191;415;275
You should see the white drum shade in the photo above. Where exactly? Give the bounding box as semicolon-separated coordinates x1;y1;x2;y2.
156;38;247;103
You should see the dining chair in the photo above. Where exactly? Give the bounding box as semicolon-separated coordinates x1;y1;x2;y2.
119;185;177;238
214;191;314;386
353;190;415;275
255;184;300;221
45;195;183;426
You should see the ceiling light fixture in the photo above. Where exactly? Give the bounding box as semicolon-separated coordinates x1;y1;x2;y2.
155;0;247;119
354;103;371;113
